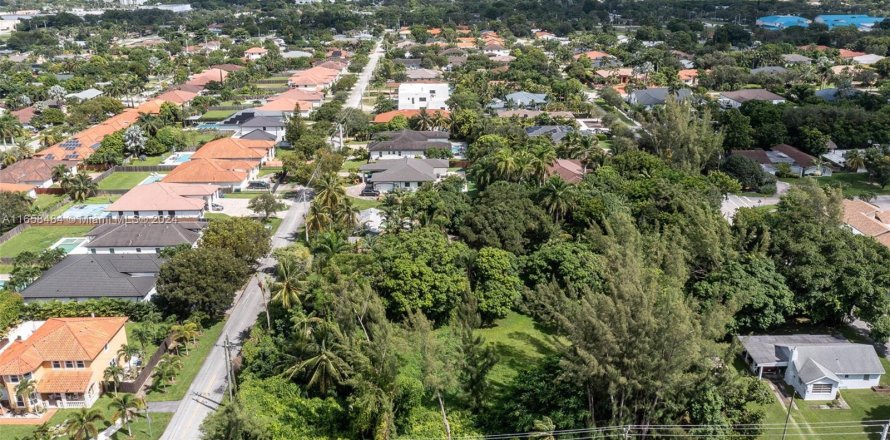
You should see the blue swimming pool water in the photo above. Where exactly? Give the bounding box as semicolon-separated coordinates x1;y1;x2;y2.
139;174;165;185
169;152;194;164
52;237;89;253
59;203;112;219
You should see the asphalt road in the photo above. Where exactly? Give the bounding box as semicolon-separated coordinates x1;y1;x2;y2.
158;198;309;440
345;38;384;110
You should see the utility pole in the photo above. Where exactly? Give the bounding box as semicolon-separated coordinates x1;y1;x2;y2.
222;335;235;401
781;391;796;440
258;276;271;330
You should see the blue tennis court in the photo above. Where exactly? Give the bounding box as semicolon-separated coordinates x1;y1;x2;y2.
59;204;112;219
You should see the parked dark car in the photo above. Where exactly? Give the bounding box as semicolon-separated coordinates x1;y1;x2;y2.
360;186;380;197
247;180;271;189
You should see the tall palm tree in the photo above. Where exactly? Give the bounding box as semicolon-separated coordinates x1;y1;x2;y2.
0;113;24;145
332;198;359;230
137;113;163;136
493;148;517;181
65;407;106;440
286;320;349;395
313;173;345;211
171;322;200;353
104;364;124;393
305;202;331;240
117;344;142;366
61;171;97;202
108;393;146;438
51;164;69;182
312;231;350;263
272;258;304;309
528;143;557;184
15;378;38;412
538;177;577;222
411;108;434;131
845;149;866;171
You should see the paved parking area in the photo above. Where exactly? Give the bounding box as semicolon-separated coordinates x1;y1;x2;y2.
215;197;294;217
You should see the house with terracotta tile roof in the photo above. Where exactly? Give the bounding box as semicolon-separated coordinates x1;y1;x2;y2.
574;50;618;67
106;182;219;219
34;100;163;162
155;89;198;105
244;46;268;60
186;68;229;88
192;137;276;163
273;88;324;105
678;69;700;86
0;317;128;412
254;98;313;116
0;183;37;198
162;158;259;189
548;159;586;184
287;65;341;91
0;158;77;188
843;199;890;249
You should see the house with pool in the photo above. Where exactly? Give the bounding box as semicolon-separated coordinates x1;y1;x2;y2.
106;182;220;219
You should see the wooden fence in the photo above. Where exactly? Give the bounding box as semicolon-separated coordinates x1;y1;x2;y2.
113;165;177;172
0;223;30;246
118;338;171;394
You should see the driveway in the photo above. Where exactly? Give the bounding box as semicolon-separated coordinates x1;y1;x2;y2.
214;197;293;217
720;181;790;221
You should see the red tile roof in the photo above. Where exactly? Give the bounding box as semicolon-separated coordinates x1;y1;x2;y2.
373;109;450;124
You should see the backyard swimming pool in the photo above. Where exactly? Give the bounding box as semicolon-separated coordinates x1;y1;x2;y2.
59;204;112;219
162;152;194;166
139;173;166;185
50;237;89;253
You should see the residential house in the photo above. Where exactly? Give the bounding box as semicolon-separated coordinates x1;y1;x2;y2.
483;43;509;57
65;88;103;102
20;254;163;302
397;82;450;110
372;109;450;125
718;89;786;109
504;91;548;109
106;182;220;219
75;222;204;255
573;50;618;67
162;158;259;189
854;54;885;65
185;68;229;88
222;111;289;139
626;87;692;109
678;69;699;86
782;54;812;65
526;125;574;143
739;335;884;400
406;68;442;80
359;158;449;193
0;183;37;198
282;50;313;59
0;158;77;188
496;109;575;119
548;159;586;183
393;58;422;69
842;199;890;248
192;137;276;163
254;99;313;117
239;129;278;142
271;88;325;107
0;317;128;411
155;89;199;106
595;68;643;85
287;65;341;91
244;47;268;60
368;130;453;160
771;143;827;176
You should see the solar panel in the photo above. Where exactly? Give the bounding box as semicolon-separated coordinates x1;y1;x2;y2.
65;154;78;160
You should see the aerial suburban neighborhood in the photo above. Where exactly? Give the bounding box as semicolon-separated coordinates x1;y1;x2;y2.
3;0;890;439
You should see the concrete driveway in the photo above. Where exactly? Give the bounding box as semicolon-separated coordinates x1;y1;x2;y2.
721;181;790;221
215;197;293;217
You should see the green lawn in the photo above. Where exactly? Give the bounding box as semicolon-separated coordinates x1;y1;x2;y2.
224;192;265;199
348;196;381;210
476;312;563;389
203;212;230;221
258;167;282;178
755;387;890;440
341;159;367;172
199;110;236;121
33;194;66;211
265;217;283;234
98;172;155;190
126;322;160;360
810;173;890;197
144;321;225;402
0;264;12;273
130;154;171;166
0;225;94;258
1;395;172;440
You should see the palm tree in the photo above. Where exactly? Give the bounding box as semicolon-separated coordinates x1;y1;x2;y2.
51;164;69;182
108;393;146;438
312;231;350;264
492;148;517;181
14;378;38;412
332;198;359;230
286;320;349;395
170;322;200;354
60;171;97;202
117;344;142;366
563;133;604;173
130;324;152;351
305;202;332;240
313;173;345;211
528;143;557;184
124;125;147;157
272;258;304;309
103;80;128;100
538;177;577;222
104;364;124;393
411;108;434;131
137;113;163;136
65;407;105;440
0;113;24;145
845;149;866;171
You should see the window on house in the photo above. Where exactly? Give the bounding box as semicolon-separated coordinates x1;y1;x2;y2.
168;210;175;217
136;248;142;253
812;383;833;394
865;374;872;380
156;248;161;253
90;249;96;254
104;344;108;351
419;97;427;102
157;211;163;216
52;361;61;368
23;372;31;380
65;361;74;368
76;361;85;368
15;396;23;407
109;248;115;254
9;375;19;383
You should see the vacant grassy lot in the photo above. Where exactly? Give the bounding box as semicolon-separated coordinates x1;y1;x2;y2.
348;196;381;210
199;110;236;121
341;159;367;172
33;194;66;211
782;173;890;197
0;225;94;258
97;172;155;190
476;312;564;389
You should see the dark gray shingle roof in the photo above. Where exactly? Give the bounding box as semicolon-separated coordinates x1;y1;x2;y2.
85;223;203;249
21;254;163;300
